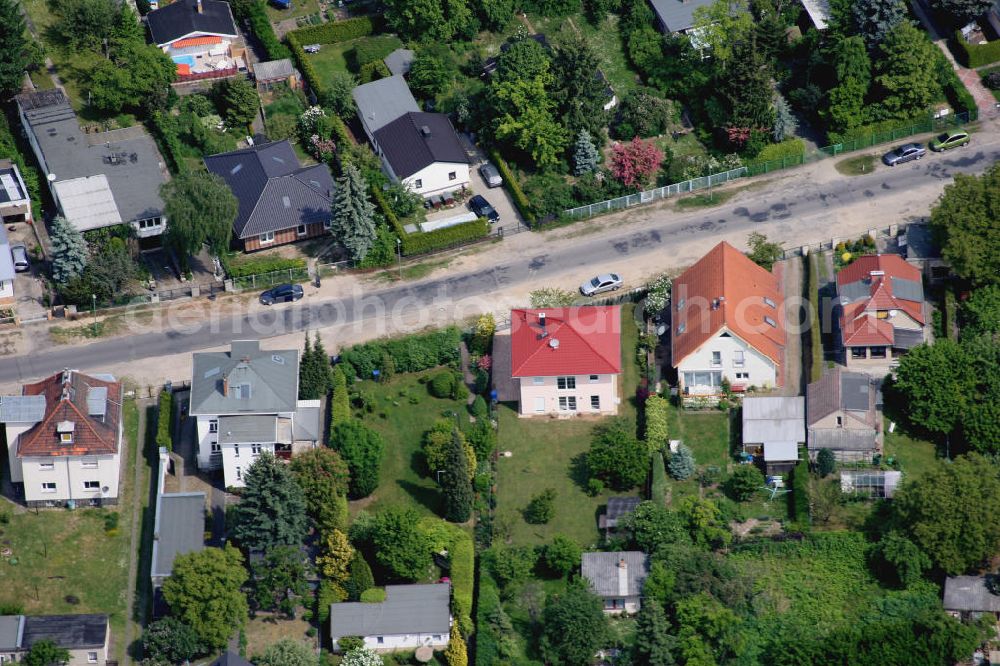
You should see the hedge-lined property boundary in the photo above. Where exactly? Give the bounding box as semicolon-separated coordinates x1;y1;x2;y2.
149;112;185;174
489;149;535;225
951;31;1000;68
156;390;173;451
290;16;375;44
248;1;290;60
221;255;307;278
369;184;491;256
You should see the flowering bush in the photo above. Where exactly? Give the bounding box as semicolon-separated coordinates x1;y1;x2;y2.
477;354;492;371
340;647;383;666
298;106;326;136
645;274;672;315
309;134;337;162
609;138;664;189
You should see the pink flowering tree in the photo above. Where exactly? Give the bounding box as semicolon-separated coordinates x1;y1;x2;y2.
609;138;665;190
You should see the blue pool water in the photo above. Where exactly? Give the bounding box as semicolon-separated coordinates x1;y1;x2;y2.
172;55;196;67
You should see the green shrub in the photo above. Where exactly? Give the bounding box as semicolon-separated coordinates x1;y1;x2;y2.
817;448;836;478
403;218;490;255
103;511;119;532
149;112;185;174
469;395;488;419
350;36;403;69
156;390;173;451
950;31;1000;68
751;138;806;166
489;149;535;225
524;488;556;524
358;59;391;83
429;371;456;398
340;327;462;378
643;395;669;451
222;255;307;278
650;451;667;504
247;1;290;60
290;17;375;44
360;588;386;602
337;636;364;652
790;461;810;525
586;478;604;496
453;377;469;402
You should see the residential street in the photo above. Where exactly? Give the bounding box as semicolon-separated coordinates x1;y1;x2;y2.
2;127;999;388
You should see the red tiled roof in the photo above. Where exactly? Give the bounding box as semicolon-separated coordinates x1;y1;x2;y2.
671;241;786;368
841;312;895;347
17;370;122;457
836;253;920;286
510;307;621;377
837;254;926;347
171;35;223;48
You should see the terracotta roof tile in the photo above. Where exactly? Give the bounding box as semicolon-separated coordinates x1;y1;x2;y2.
17;370;121;457
510;307;621;377
837;255;926;347
841;313;895;347
671;241;785;368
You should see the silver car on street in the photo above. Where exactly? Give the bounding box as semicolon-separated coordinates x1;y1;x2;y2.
580;273;623;296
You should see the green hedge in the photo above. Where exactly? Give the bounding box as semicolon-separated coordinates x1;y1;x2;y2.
156;390;173;452
149;112;185;174
339;326;462;379
223;255;307;278
351;35;403;69
286;32;321;99
951;31;1000;68
474;566;501;665
489;150;535;225
935;47;978;115
753;138;806;164
402;218;490;255
370;184;407;238
359;59;391;83
290;16;375;44
650;451;667;505
449;532;474;635
644;394;669;451
825;114;929;146
248;1;290;60
790;459;810;525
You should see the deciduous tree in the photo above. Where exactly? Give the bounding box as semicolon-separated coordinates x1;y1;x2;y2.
161;171;237;260
960;285;1000;337
162;545;248;649
542;535;581;578
409;52;452;98
552;33;608;137
49;216;88;285
321;71;356;119
357;506;433;581
609;138;664;189
88;34;176;112
691;0;753;67
746;231;784;271
255;638;316;666
330;164;377;262
316;529;354;585
141;617;204;665
330;420;385;498
22;641;70;666
930;164;1000;287
475;0;514;30
214;77;260;129
725;465;764;501
539;583;609;666
490;75;568;169
871;530;931;588
588;417;649;490
249;545;309;616
231;452;309;552
826;36;872;133
875;23;942;119
614;87;673;139
0;0;32;96
290;447;350;533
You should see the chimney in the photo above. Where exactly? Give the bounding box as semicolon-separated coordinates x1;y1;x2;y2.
617;557;629;597
538;312;546;327
222;374;230;397
196;0;203;13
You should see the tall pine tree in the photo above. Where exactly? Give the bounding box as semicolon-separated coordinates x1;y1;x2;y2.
330;164;377;262
634;599;677;665
0;0;31;96
441;428;473;523
231;452;308;552
49;216;88;284
573;130;600;175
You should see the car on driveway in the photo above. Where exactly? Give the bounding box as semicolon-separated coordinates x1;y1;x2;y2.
10;244;29;272
580;273;623;296
260;283;303;305
882;143;926;166
479;163;503;188
929;130;970;151
468;194;500;223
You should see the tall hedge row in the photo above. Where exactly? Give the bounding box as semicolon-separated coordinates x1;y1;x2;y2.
339;327;462;379
644;395;669;451
149;112;185;174
474;565;502;665
951;31;1000;68
449;532;474;635
650;451;667;505
790;460;810;525
402;218;490;255
489;149;535;225
290;16;375;44
247;1;290;60
156;390;173;451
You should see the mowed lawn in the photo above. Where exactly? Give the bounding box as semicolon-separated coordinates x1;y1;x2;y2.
0;402;141;663
349;369;468;518
883;422;939;482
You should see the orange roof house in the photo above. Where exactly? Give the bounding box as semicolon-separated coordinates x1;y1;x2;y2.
835;254;927;366
18;370;122;457
671;242;786;397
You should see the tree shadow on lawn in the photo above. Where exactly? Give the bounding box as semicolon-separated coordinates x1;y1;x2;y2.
568;452;591;492
396;479;442;516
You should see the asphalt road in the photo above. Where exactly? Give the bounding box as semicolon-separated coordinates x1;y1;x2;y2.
4;139;999;384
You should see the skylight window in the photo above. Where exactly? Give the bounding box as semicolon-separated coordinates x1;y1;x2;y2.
676;322;686;335
764;316;777;328
763;297;776;308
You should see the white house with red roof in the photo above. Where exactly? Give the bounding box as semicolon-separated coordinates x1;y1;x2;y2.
1;369;123;507
671;242;786;401
836;254;927;370
502;307;622;417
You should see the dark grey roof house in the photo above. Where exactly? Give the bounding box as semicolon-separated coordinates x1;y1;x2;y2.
599;496;642;535
649;0;716;33
806;368;881;462
330;583;451;652
352;75;420;145
203;141;335;251
15;91;168;241
146;0;237;46
943;576;1000;617
0;614;111;665
581;551;650;614
374;112;468;182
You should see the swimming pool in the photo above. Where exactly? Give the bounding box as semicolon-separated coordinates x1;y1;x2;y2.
172;55;196;67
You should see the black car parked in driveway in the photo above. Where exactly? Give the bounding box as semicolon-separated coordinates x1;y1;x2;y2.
260;283;304;305
468;194;500;223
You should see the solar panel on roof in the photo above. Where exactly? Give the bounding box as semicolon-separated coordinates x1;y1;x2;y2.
87;386;108;417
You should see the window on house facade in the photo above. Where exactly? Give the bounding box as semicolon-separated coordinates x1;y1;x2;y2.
591;395;600;410
323;219;332;230
211;442;221;453
39;462;55;471
41;482;56;493
733;350;745;367
259;231;275;244
84;481;100;490
433;635;442;642
81;459;98;468
235;466;242;481
764;316;777;327
60;432;73;444
251;444;261;455
137;218;161;229
557;376;576;390
377;637;384;645
297;224;307;236
87;653;98;663
851;347;866;359
870;346;887;358
558;396;577;411
735;372;749;380
209;419;218;433
711;351;721;367
234;383;252;400
413;179;423;189
448;172;457;180
234;444;240;458
876;310;888;319
763;296;776;308
532;377;544;385
589;375;599;382
683;371;722;387
836;416;843;427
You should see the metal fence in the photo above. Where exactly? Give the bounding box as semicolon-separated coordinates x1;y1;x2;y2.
564;110;978;220
231;266;311;290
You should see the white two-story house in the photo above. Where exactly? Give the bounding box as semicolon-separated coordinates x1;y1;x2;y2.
190;340;320;488
1;370;123;507
504;307;622;417
671;241;786;402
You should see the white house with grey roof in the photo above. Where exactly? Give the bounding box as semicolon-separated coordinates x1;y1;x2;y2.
330;583;451;653
150;448;205;588
0;614;109;666
15;91;169;248
741;396;805;473
581;551;650;614
190;340;320;488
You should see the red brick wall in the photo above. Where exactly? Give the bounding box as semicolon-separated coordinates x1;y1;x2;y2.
242;222;327;252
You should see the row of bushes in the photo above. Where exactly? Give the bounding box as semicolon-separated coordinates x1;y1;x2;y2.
401;218;490;255
221;255;307;278
474;565;502;665
790;460;810;525
644;394;669;451
489;150;535;225
370;184;406;238
156;390;173;452
751;138;807;167
650;451;667;505
289;16;375;44
285;32;321;100
934;48;978;115
247;1;290;60
950;31;1000;68
149;111;185;174
449;531;474;635
807;254;822;382
339;326;462;379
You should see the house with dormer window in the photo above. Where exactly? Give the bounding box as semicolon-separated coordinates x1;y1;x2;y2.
671;241;786;402
190;340;321;488
1;370;123;507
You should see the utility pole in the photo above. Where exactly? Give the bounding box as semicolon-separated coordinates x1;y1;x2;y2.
91;294;97;335
396;238;402;280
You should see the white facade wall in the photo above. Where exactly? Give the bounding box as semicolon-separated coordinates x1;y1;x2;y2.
64;643;108;666
21;453;121;504
4;423;32;483
0;279;13;303
517;374;618;417
195;414;283;488
601;595;641;615
676;329;777;393
341;633;449;653
400;162;470;198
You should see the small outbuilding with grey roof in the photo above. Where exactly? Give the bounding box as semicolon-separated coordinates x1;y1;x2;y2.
329;583;452;653
253;59;299;90
599;496;642;536
943;576;1000;620
151;449;205;588
383;48;415;76
581;551;650;614
807;368;881;463
649;0;717;33
742;396;805;473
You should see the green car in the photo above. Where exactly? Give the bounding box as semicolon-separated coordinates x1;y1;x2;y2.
929;131;970;151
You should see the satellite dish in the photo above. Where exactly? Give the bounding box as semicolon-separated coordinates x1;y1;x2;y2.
888;309;898;317
549;338;560;349
101;486;109;494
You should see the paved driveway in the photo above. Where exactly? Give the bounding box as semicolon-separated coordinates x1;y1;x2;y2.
461;133;526;232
